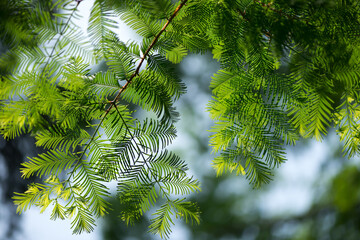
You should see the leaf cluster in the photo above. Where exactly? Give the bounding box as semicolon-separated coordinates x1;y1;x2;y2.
2;0;360;238
1;0;200;238
185;0;360;187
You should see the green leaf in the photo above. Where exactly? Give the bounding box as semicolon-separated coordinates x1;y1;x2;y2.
165;45;188;64
21;150;78;179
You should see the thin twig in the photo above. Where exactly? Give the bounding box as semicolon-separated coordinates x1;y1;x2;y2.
113;104;171;201
31;1;83;185
40;2;79;80
110;0;189;105
68;0;189;183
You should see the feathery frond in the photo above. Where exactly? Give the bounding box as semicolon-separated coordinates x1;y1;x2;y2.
4;0;360;238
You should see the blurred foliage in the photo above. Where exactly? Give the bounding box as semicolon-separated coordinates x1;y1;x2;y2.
0;1;47;239
0;137;41;240
0;0;41;74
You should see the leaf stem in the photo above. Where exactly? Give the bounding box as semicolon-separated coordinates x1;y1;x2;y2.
67;0;189;190
110;0;189;105
40;2;80;80
113;104;171;201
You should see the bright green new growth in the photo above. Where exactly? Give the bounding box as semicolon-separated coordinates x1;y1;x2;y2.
1;0;199;238
1;0;360;238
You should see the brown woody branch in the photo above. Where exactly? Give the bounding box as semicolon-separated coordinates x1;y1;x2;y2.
68;0;189;183
109;0;189;107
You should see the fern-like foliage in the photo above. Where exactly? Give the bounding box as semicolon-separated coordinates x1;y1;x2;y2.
2;0;360;238
199;0;360;187
1;0;199;238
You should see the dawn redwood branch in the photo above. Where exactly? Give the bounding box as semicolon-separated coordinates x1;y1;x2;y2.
110;0;189;105
41;2;80;80
68;0;190;180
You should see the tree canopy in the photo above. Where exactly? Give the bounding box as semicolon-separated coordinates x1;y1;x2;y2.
1;0;360;238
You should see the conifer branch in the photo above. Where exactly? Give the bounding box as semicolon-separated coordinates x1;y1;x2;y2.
32;1;86;186
6;0;360;237
41;2;81;79
67;0;189;190
112;104;172;202
110;0;189;105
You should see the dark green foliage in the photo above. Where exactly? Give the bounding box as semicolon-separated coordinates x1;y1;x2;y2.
201;0;360;187
1;0;360;238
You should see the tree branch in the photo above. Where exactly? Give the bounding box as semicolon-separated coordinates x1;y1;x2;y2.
41;2;80;79
110;0;189;105
69;0;189;180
